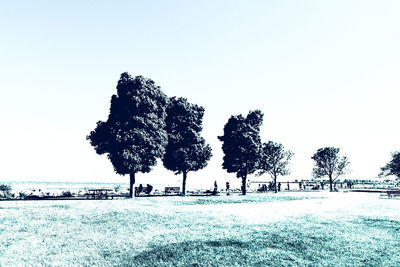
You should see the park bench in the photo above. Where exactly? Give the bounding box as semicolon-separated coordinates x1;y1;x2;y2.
164;187;180;195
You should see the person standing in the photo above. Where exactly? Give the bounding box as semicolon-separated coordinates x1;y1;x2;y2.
213;181;218;195
136;184;143;197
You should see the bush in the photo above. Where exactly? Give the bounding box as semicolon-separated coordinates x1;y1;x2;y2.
0;184;12;199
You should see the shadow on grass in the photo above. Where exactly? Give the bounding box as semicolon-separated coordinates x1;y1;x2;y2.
48;204;71;209
177;195;325;206
118;216;400;267
359;217;400;232
122;234;332;266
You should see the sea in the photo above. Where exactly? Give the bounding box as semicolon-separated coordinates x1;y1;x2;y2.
0;181;131;195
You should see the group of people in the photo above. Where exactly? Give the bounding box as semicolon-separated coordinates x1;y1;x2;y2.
134;184;153;197
134;180;356;197
255;181;356;192
257;182;282;193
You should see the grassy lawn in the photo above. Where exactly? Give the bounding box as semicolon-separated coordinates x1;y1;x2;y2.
0;192;399;266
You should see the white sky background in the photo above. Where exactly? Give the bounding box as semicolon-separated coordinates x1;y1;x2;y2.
1;1;399;188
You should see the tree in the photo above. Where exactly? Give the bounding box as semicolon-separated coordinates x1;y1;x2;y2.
218;110;263;195
258;141;293;193
87;72;168;198
162;97;212;195
379;151;400;181
0;184;12;199
311;147;349;192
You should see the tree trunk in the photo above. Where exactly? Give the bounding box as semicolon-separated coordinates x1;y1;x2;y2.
241;176;247;195
329;174;333;192
129;173;135;198
274;175;277;193
182;171;187;196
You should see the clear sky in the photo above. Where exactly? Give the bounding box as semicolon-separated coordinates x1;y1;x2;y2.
1;0;399;188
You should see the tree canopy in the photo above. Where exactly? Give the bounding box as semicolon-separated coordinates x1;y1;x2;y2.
258;141;293;193
162;97;212;195
379;151;400;180
87;72;168;197
218;110;263;195
311;147;349;192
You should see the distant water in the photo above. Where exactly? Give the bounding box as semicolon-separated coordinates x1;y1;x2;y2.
0;181;130;194
0;180;174;194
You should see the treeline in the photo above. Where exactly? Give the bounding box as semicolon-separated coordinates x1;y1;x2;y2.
87;73;400;197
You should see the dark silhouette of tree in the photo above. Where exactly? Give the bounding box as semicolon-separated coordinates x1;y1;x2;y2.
0;184;12;199
258;141;293;193
311;147;349;192
87;72;168;198
379;151;400;181
218;110;263;195
162;97;212;195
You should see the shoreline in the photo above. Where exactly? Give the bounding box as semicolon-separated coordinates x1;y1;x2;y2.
2;189;400;202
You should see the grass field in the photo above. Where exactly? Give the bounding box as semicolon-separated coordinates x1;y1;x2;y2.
1;192;399;266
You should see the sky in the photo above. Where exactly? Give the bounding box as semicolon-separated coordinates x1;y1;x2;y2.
1;0;399;188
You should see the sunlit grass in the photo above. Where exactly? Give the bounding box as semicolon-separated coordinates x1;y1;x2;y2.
0;193;399;266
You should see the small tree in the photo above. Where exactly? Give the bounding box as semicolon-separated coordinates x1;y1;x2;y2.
379;151;400;182
87;72;168;198
162;97;212;195
258;141;293;193
311;147;349;192
218;110;263;195
0;184;12;199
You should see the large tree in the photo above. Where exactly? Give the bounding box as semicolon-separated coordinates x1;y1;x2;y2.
311;147;349;192
379;151;400;181
87;72;168;198
258;141;293;193
218;110;263;195
162;97;212;195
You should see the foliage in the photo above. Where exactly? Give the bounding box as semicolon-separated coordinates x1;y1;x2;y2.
162;97;212;195
379;151;400;180
311;147;349;191
258;141;294;193
218;110;263;195
0;184;12;198
87;72;168;197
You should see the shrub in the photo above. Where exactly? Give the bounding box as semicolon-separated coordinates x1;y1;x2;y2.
0;184;12;199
